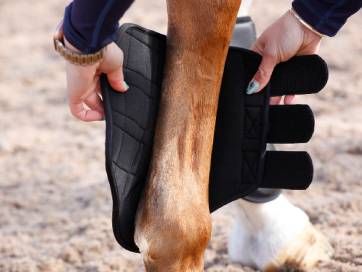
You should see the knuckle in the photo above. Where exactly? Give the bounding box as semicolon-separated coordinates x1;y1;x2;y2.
263;51;277;61
251;43;263;55
257;66;271;80
79;111;88;121
70;110;80;120
69;107;84;121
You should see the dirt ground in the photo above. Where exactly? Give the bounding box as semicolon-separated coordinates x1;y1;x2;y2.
0;0;361;271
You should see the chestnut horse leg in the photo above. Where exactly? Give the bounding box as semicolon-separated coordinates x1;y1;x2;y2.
134;0;241;271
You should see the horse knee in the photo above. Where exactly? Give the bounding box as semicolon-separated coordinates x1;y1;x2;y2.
136;209;211;271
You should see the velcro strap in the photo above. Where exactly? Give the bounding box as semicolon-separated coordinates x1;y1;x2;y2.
261;151;313;190
230;47;329;96
267;105;315;144
269;54;328;96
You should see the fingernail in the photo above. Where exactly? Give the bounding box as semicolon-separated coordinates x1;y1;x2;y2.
122;81;129;90
246;80;260;95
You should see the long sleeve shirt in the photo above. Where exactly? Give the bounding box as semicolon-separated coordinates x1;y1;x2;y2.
63;0;362;53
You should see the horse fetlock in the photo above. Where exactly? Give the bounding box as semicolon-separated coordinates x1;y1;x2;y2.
136;211;211;272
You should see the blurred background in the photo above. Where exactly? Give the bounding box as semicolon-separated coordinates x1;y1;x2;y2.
0;0;361;271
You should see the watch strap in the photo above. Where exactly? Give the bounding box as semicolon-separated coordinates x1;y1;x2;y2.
53;20;104;65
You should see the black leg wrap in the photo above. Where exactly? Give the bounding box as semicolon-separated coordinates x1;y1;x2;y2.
101;24;329;252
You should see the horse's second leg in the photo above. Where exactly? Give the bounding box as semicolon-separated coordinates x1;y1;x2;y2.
134;1;241;271
228;195;333;271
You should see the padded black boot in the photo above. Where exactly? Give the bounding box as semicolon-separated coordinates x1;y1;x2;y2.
102;24;328;252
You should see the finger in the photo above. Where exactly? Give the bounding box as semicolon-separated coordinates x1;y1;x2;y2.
251;42;264;55
246;53;277;95
85;92;104;116
270;96;282;105
107;67;129;92
95;80;102;96
69;99;104;122
284;95;295;105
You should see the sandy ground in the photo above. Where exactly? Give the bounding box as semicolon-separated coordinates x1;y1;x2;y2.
0;0;361;271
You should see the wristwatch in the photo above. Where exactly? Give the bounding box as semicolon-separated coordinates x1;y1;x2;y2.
53;20;104;65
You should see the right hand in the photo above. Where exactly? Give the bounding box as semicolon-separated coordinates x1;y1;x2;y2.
65;39;128;122
246;11;322;105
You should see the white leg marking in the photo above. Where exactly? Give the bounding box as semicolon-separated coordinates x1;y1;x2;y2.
228;195;333;270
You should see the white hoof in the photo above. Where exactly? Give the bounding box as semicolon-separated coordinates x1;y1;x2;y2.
228;195;333;271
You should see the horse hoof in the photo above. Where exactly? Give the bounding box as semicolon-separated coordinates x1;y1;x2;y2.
263;223;333;272
228;195;333;271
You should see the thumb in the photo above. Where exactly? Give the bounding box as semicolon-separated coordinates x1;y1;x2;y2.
106;68;129;92
246;54;277;95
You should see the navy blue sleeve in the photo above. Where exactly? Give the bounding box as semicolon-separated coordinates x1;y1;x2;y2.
63;0;134;53
63;0;361;53
292;0;362;36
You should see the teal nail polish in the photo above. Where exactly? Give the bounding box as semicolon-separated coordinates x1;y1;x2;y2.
122;81;129;90
246;80;260;95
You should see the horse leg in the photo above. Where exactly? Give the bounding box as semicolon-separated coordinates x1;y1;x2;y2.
228;195;333;271
134;0;241;271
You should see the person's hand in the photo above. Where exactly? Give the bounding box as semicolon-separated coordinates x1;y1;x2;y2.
65;39;128;122
246;10;322;105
